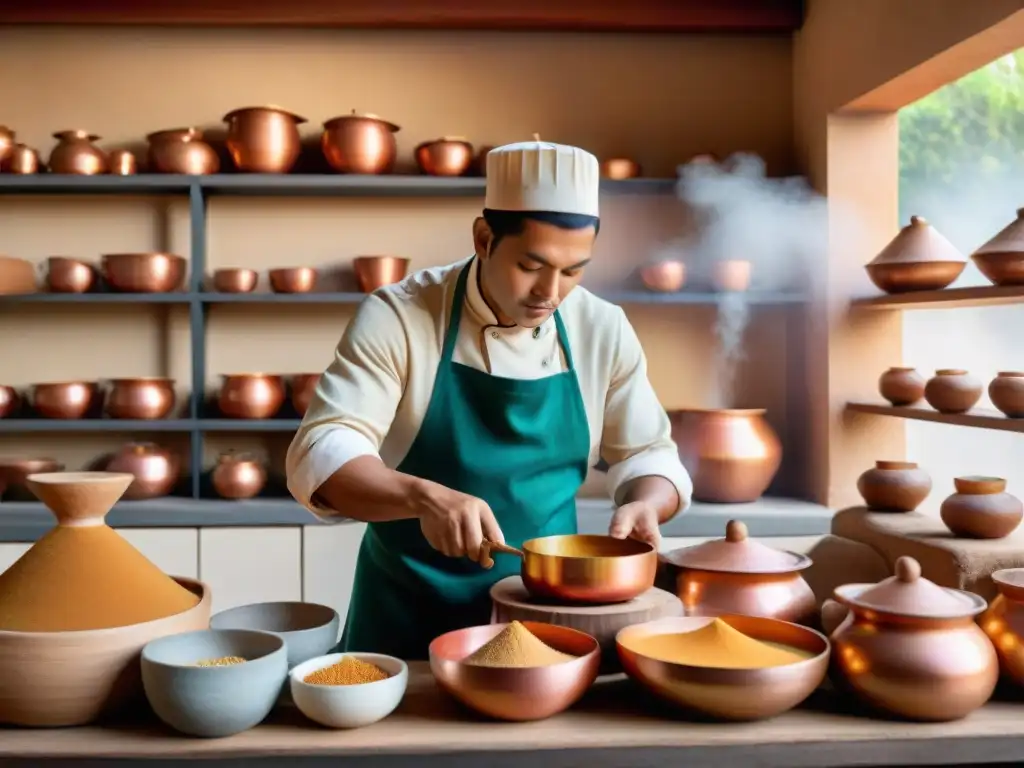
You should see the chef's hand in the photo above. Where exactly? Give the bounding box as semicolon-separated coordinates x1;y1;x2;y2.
415;480;505;564
609;500;662;550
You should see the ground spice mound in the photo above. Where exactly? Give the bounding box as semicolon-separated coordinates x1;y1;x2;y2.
629;618;813;669
0;525;201;632
304;656;391;686
196;656;246;667
463;621;575;668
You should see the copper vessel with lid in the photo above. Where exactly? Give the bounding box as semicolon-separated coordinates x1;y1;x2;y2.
972;208;1024;286
106;442;180;500
211;452;266;500
659;520;815;624
321;111;400;175
865;216;966;294
48;130;107;175
218;374;286;420
224;106;307;174
980;568;1024;686
830;556;997;721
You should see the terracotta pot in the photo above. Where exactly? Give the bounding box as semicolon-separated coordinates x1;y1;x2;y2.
639;261;685;293
146;128;220;175
600;158;641;180
268;267;317;294
211;452;267;500
48;130;107;175
101;253;187;294
865;216;966;294
321;111;400;175
989;371;1024;418
971;208;1024;286
353;256;410;293
668;408;782;503
980;568;1024;686
940;476;1023;540
45;256;96;294
0;386;18;419
831;557;997;722
106;442;180;500
6;144;39;175
414;138;474;176
30;381;99;419
290;373;320;417
105;378;176;420
856;460;932;513
924;369;982;414
878;367;925;406
218;374;286;420
223;106;307;174
107;149;137;176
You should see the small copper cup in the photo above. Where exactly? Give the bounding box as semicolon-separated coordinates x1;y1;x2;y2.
268;267;317;294
108;149;138;176
212;268;259;293
45;256;96;294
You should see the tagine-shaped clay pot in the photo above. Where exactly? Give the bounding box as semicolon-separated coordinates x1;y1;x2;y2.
856;460;932;513
924;369;983;414
940;476;1023;539
878;367;926;406
865;216;966;294
979;568;1024;686
971;208;1024;286
659;520;815;625
831;556;997;721
989;371;1024;418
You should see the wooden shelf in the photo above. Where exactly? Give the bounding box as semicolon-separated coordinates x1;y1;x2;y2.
846;402;1024;433
850;285;1024;311
0;418;301;433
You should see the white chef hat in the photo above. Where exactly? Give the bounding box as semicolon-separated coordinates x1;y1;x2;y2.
484;138;600;218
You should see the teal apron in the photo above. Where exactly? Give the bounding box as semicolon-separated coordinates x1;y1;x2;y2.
338;261;591;660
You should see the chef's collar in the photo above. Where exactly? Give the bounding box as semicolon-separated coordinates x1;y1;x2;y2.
465;257;553;337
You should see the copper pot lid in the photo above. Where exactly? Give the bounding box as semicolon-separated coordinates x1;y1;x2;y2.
662;520;811;574
973;208;1024;257
867;216;965;266
834;556;986;619
222;105;308;124
323;110;400;133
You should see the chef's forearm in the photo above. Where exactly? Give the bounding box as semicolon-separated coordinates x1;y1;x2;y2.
620;475;680;523
313;456;430;523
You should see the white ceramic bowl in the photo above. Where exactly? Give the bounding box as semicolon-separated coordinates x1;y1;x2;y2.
289;652;408;729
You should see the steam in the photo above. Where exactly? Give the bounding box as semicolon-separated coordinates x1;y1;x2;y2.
670;153;829;408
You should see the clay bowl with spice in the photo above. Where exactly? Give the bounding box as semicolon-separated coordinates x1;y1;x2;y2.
430;620;600;721
616;614;829;721
141;628;288;738
289;652;408;729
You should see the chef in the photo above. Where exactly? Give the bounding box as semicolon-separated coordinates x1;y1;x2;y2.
286;139;692;660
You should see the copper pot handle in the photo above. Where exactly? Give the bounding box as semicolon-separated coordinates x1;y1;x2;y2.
479;539;523;570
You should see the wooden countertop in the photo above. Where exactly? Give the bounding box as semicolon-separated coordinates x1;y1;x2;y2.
3;663;1024;767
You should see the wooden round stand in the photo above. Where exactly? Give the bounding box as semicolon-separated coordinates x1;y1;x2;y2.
489;576;683;674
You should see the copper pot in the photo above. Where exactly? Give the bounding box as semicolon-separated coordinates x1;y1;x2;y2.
218;374;286;419
290;373;320;417
971;208;1024;286
639;261;685;293
48;130;107;175
668;408;782;504
146;128;220;175
831;556;997;721
268;267;317;294
414;138;474;177
45;257;95;294
105;378;177;420
923;369;982;414
878;366;925;406
212;268;258;293
659;520;816;625
940;476;1023;540
856;460;932;513
224;106;307;174
980;568;1024;686
989;371;1024;418
108;149;138;176
0;458;63;500
0;126;15;166
6;144;39;175
321;111;400;175
600;158;641;180
30;381;99;419
0;386;18;419
475;145;493;176
211;451;267;500
101;253;187;293
106;442;180;500
353;256;410;293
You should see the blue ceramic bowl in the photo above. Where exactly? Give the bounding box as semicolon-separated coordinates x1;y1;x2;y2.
209;601;340;669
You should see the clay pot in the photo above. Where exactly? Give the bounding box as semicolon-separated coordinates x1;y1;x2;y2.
353;256;410;293
218;374;286;420
865;216;966;294
940;476;1023;540
971;208;1024;286
600;158;642;180
290;373;320;417
414;138;474;176
831;557;997;721
106;442;181;500
223;106;307;174
105;378;177;420
0;386;18;419
924;369;982;414
211;452;267;500
45;256;96;294
980;568;1024;686
108;149;138;176
878;367;925;406
989;371;1024;418
30;381;99;419
668;408;782;503
48;130;107;175
146;128;220;175
856;460;932;513
639;261;685;293
6;144;39;175
321;111;400;175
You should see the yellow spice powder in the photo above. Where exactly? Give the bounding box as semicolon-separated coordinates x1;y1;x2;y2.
304;656;391;686
195;656;247;667
627;618;812;669
463;621;575;668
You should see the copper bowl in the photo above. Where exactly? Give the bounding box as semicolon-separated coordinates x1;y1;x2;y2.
218;374;286;420
31;381;99;419
7;145;40;175
429;622;600;721
0;458;64;500
353;256;410;293
211;451;267;500
640;261;685;292
321;112;400;175
865;261;965;294
601;158;641;180
105;378;176;420
0;385;19;419
973;253;1024;287
146;128;220;175
101;253;187;294
290;373;320;417
212;268;258;294
414;138;474;177
617;615;829;721
268;267;317;294
224;106;307;174
106;442;180;500
45;256;96;293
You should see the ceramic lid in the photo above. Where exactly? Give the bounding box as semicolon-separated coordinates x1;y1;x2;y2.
867;216;965;266
663;520;811;574
973;208;1024;256
834;556;986;619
